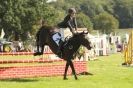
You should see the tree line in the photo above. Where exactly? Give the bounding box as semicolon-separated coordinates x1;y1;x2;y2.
0;0;133;41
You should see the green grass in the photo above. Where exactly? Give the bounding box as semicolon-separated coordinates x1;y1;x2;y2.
0;53;133;88
0;55;44;60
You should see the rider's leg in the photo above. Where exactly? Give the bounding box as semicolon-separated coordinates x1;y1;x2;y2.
57;40;63;57
59;40;64;51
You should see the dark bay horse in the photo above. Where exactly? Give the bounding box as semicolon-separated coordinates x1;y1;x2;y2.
35;27;92;80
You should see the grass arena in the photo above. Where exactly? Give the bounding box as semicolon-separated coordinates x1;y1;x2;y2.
0;53;133;88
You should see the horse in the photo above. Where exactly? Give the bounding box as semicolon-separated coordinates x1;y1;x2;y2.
34;27;92;80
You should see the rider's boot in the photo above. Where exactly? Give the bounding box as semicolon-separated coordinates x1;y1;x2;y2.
58;41;64;58
57;45;63;58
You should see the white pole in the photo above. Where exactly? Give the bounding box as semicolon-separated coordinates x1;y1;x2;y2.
0;28;5;39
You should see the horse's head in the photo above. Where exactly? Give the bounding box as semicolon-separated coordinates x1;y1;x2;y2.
74;31;92;50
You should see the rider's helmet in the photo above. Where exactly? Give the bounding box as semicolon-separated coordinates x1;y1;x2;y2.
68;8;76;14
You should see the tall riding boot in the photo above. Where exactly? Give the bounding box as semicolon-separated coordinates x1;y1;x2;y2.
57;46;62;56
57;42;63;58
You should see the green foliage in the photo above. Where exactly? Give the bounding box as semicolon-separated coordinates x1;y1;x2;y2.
77;12;93;31
80;0;105;18
0;0;59;41
93;12;119;34
113;0;133;28
64;0;133;28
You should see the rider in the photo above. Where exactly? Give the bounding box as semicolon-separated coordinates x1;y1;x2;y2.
57;8;78;55
34;8;78;56
57;8;78;35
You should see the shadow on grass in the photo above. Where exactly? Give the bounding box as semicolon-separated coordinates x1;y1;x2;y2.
0;78;39;82
78;71;94;75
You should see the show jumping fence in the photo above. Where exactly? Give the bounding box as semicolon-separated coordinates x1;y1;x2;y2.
0;46;88;79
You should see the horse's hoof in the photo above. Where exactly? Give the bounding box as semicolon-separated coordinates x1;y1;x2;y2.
34;53;38;56
75;77;78;80
75;78;78;80
34;52;43;56
63;78;68;80
122;62;127;65
38;52;43;55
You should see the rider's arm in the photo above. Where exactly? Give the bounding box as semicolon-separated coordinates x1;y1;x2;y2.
67;21;75;35
73;17;77;31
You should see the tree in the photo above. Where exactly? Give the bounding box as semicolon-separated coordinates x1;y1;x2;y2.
93;12;119;34
0;0;39;40
113;0;133;28
0;0;60;41
0;0;23;40
80;0;105;18
76;12;93;31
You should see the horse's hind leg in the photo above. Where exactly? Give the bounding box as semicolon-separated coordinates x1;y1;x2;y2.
63;61;69;80
69;60;78;80
37;44;40;53
40;45;45;54
34;45;44;56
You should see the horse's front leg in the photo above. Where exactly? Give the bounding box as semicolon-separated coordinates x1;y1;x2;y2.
63;61;69;80
69;60;78;80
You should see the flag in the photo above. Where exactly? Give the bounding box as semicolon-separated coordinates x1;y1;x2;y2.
0;28;5;38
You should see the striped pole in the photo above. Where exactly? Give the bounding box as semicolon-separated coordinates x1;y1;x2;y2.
123;31;133;65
